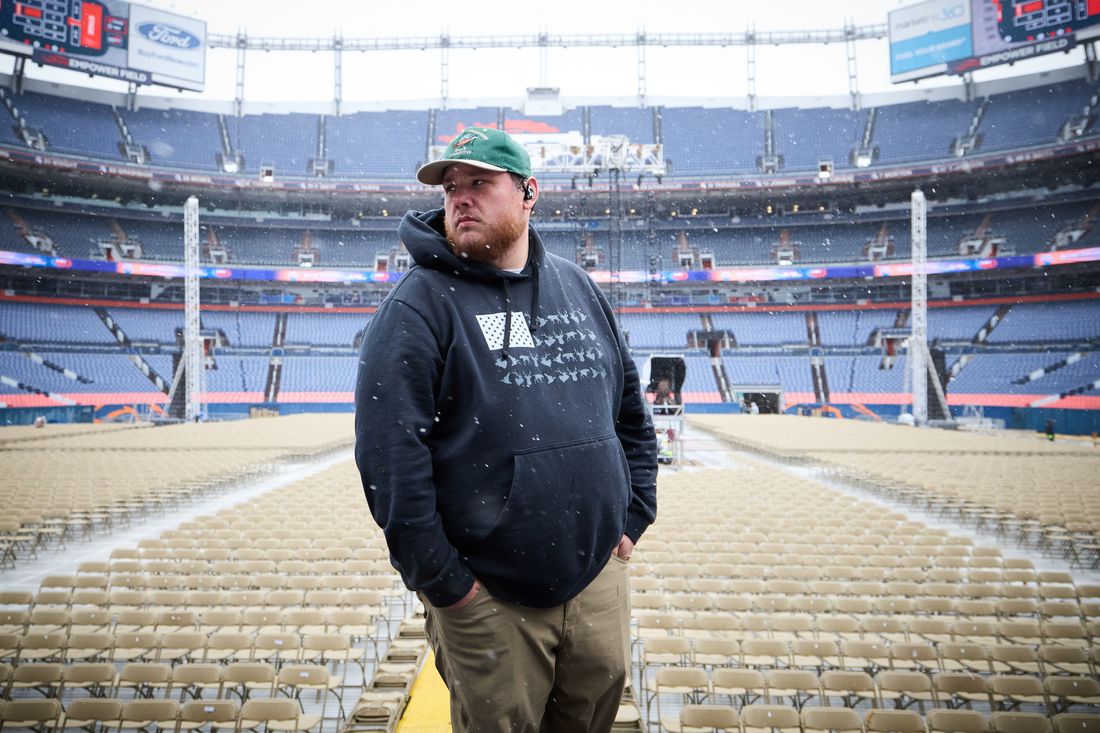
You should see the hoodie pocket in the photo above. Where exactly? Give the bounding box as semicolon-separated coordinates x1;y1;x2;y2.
471;434;631;596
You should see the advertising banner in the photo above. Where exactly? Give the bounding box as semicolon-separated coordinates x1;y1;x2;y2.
0;0;205;91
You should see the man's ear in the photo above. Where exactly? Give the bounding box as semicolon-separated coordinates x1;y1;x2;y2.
522;177;539;210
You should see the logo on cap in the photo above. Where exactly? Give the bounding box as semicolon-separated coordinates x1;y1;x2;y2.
452;133;477;150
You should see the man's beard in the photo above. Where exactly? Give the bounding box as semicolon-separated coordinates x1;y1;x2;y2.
445;208;527;265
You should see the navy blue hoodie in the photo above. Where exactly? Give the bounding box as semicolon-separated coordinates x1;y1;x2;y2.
354;208;657;609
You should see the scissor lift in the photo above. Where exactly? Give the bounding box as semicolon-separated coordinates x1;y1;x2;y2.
642;354;686;465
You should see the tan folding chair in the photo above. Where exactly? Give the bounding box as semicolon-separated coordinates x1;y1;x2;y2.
741;704;801;733
111;632;159;662
156;631;205;664
116;699;179;731
841;640;890;674
238;697;322;732
926;709;990;733
114;662;173;698
221;662;276;701
691;638;739;668
821;670;876;709
741;639;791;669
203;631;252;663
932;672;992;709
1045;676;1100;714
648;667;709;726
170;663;223;700
766;669;821;709
1039;644;1092;675
0;611;27;635
277;664;344;724
990;712;1052;733
876;670;936;710
177;699;239;732
989;645;1042;675
252;632;301;664
8;662;64;697
802;707;864;733
60;631;112;662
712;668;765;707
677;704;739;733
16;632;66;662
62;661;116;696
57;698;124;730
864;709;928;733
990;674;1049;710
0;698;62;730
1053;714;1100;733
939;643;992;675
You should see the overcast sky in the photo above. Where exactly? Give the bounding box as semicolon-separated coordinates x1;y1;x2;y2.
4;0;1085;105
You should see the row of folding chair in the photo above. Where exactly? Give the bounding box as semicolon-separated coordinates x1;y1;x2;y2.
0;687;329;731
636;551;1038;570
630;592;1100;620
649;667;1100;724
31;572;401;595
0;631;368;668
0;660;351;708
137;529;386;546
75;557;390;575
667;703;1097;733
634;612;1099;645
2;604;387;636
638;637;1100;676
0;591;398;620
650;665;1100;711
104;543;384;561
633;558;1079;584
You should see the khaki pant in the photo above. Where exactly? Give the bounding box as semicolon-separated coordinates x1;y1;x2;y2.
422;555;631;733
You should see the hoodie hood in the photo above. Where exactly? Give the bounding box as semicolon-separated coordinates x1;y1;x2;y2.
399;208;543;356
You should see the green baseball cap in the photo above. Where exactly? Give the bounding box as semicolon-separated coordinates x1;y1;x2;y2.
417;126;532;185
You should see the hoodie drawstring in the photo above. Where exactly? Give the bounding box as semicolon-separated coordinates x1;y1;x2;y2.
501;279;513;361
529;256;541;335
499;257;541;362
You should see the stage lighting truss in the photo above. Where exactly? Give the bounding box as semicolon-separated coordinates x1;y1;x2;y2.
427;135;666;178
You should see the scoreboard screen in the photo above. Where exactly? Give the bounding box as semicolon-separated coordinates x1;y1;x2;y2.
994;0;1100;44
890;0;1096;82
0;0;205;91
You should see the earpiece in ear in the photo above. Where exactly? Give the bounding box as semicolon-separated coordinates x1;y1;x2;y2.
523;183;534;201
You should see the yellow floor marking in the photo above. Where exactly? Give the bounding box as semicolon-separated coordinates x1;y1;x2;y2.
395;651;452;732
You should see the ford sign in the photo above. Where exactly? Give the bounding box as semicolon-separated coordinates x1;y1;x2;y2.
138;23;201;50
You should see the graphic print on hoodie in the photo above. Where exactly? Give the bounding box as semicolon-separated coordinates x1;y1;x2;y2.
354;208;657;609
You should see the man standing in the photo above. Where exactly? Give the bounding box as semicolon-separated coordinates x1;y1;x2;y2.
354;127;658;732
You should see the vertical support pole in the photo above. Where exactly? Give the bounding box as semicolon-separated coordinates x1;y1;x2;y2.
963;71;975;102
538;30;549;88
609;168;623;315
910;189;928;427
183;196;203;422
746;26;757;113
12;56;25;93
234;32;246;118
845;19;861;111
637;29;646;107
440;34;450;110
333;35;343;117
1085;41;1098;83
